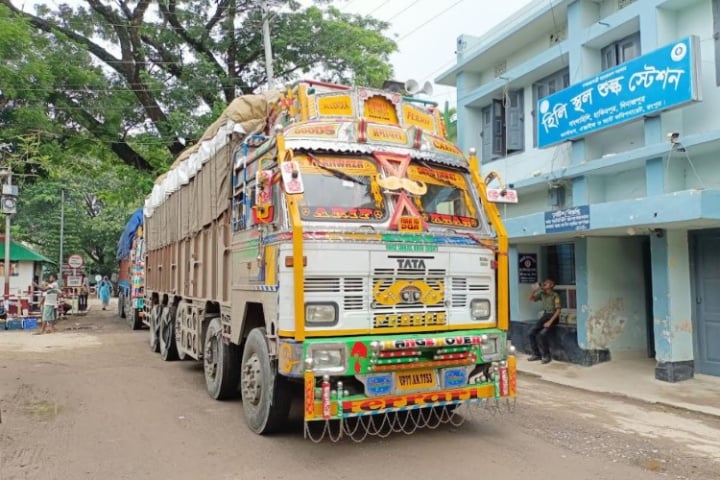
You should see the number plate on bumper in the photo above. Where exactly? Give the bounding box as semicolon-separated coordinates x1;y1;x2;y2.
396;369;436;391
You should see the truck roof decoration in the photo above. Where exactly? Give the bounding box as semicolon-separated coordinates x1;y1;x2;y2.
145;81;465;218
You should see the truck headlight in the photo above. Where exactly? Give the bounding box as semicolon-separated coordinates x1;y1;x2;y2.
305;302;338;326
470;299;491;320
307;343;347;374
481;336;499;356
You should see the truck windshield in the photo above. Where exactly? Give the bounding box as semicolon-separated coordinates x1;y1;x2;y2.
407;164;480;229
296;154;483;230
298;155;387;222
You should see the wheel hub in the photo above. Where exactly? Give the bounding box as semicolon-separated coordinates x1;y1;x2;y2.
241;354;262;406
204;335;218;378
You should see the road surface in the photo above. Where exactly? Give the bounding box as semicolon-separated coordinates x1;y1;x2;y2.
1;305;718;480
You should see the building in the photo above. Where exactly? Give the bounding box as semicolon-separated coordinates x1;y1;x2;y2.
437;0;720;381
0;237;54;299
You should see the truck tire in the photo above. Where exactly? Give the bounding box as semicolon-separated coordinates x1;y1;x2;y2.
118;291;126;318
159;305;178;361
203;316;240;400
149;305;162;353
129;307;143;330
174;305;187;361
240;327;291;434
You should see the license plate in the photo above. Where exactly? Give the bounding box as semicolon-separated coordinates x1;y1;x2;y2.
396;369;436;391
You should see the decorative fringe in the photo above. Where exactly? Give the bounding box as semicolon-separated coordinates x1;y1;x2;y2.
303;398;516;443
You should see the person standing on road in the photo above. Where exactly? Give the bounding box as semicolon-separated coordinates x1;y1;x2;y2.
35;274;60;334
527;278;562;364
78;274;89;312
98;276;112;310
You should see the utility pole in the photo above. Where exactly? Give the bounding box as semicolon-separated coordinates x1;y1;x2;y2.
3;169;11;299
261;0;275;88
0;142;17;300
59;189;65;283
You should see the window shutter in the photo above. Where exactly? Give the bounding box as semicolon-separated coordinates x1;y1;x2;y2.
506;90;524;151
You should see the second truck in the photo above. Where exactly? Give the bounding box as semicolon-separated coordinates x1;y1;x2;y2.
138;80;516;439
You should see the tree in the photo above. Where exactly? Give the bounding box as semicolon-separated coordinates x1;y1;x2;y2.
444;106;457;143
0;1;396;172
5;134;152;276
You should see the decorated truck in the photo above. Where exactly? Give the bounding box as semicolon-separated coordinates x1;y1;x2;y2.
142;80;515;440
116;208;145;329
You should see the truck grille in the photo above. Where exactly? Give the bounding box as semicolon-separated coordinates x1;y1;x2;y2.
303;272;491;319
304;276;366;310
451;277;491;307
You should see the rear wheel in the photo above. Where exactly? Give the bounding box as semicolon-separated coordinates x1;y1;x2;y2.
149;305;161;353
118;290;126;318
203;316;239;400
129;305;143;330
159;305;178;361
240;327;291;434
174;304;187;361
126;295;143;330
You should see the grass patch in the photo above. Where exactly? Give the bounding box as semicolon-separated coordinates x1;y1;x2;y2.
24;400;62;420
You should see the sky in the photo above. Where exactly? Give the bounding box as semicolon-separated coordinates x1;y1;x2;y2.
331;0;535;106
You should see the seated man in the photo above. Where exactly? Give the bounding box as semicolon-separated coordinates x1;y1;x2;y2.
527;278;562;364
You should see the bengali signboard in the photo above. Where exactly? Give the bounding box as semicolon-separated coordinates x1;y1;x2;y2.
518;253;537;284
537;36;701;148
545;205;590;234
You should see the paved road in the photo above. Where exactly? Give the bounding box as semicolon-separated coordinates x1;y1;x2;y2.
1;307;718;480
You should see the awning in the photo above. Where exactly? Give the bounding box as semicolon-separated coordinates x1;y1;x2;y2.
0;240;55;263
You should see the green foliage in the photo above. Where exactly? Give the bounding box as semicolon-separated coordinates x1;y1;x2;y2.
445;106;458;143
7;141;151;276
0;0;397;170
0;0;396;276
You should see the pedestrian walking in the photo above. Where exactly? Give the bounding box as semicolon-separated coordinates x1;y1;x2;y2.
98;276;112;310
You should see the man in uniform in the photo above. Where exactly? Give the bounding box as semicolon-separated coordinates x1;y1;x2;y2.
527;278;562;364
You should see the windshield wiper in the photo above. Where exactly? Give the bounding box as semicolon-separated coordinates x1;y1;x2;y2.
306;153;368;186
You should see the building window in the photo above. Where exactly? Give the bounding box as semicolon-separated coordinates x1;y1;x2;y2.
601;33;641;70
480;89;524;163
542;243;576;311
0;263;18;277
533;69;569;146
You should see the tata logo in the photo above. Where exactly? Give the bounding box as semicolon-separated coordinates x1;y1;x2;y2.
396;258;426;270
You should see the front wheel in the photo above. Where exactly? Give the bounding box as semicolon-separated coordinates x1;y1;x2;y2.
240;327;291;434
203;316;239;400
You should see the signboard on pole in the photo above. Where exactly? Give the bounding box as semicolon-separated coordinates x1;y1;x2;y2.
67;254;84;269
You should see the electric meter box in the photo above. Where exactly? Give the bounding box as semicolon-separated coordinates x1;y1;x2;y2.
2;185;18;197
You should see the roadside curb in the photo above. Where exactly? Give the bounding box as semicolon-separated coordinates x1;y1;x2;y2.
517;369;720;420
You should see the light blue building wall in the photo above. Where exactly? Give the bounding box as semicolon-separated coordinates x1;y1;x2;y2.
439;0;720;381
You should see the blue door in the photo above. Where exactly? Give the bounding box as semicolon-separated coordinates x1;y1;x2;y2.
693;231;720;376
